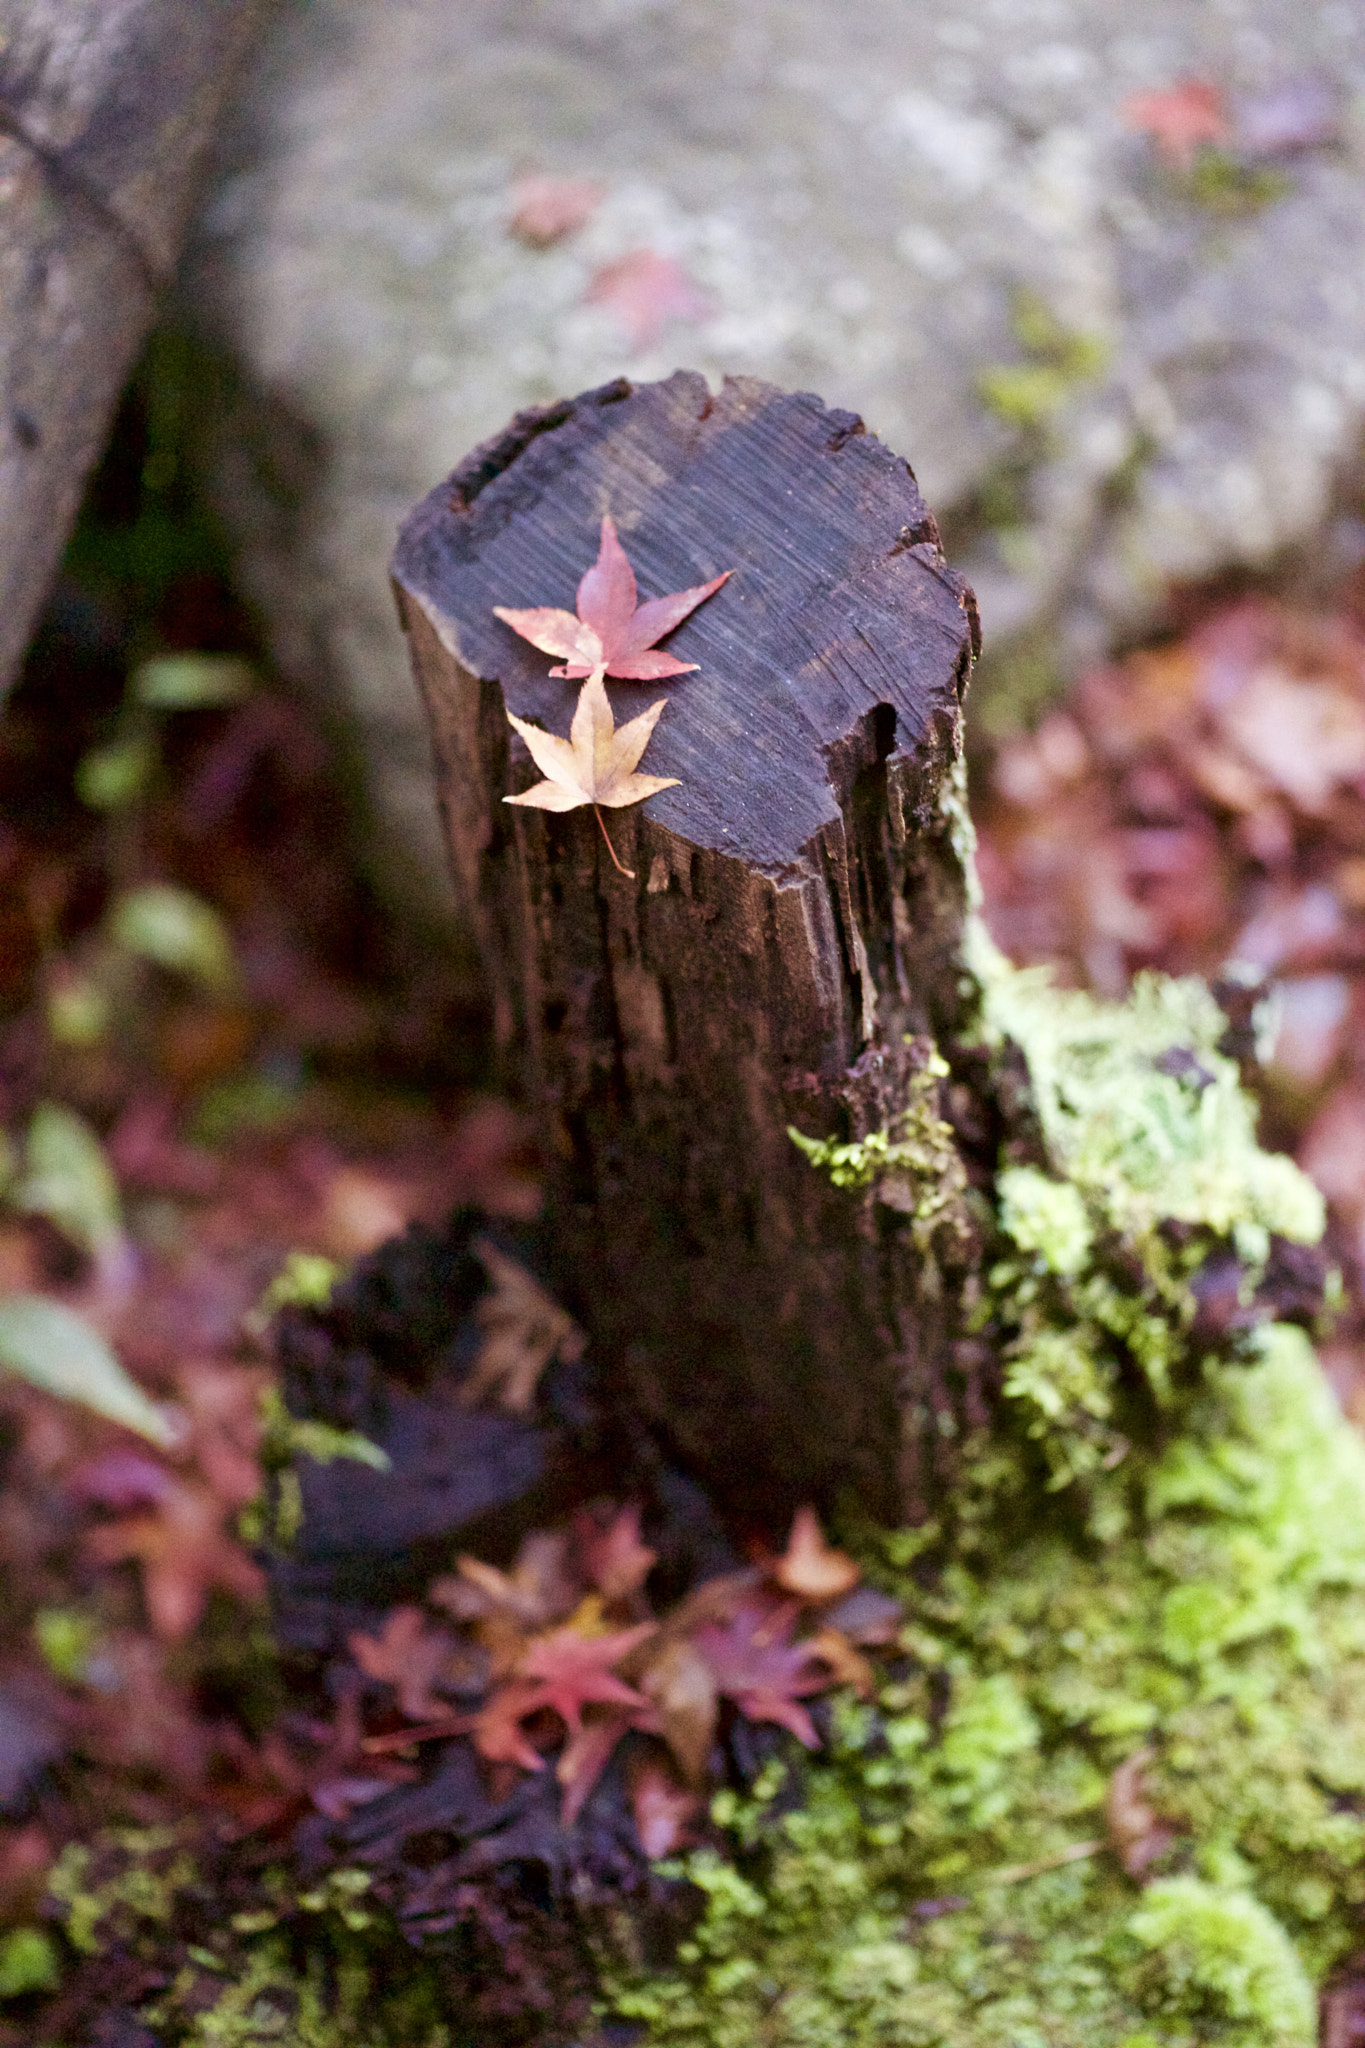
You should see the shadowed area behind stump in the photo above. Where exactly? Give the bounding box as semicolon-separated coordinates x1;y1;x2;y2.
393;371;983;1524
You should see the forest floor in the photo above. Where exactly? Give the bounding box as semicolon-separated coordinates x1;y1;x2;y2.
4;349;1365;2042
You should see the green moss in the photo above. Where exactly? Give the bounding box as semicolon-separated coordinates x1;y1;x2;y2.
610;944;1365;2046
0;1926;60;1999
788;1046;970;1253
48;1833;455;2046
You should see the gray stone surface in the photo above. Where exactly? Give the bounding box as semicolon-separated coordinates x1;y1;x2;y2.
185;0;1365;919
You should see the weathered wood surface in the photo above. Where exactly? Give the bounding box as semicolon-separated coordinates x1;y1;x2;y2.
394;372;983;1521
0;0;267;691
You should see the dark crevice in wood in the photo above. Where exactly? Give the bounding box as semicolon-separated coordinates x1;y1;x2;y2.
448;379;632;512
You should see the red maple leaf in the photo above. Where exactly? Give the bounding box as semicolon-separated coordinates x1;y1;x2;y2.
629;1753;702;1858
494;515;731;681
583;249;709;350
574;1501;657;1605
518;1618;656;1736
348;1606;461;1723
1122;80;1230;167
508;173;604;247
692;1596;830;1748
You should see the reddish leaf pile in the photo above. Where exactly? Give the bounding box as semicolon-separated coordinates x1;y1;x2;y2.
352;1501;901;1858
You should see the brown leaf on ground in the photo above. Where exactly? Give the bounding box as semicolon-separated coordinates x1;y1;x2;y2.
1122;79;1229;166
556;1708;638;1825
508;173;604;246
635;1633;718;1786
770;1504;861;1602
85;1475;265;1640
471;1681;552;1774
583;249;710;350
805;1626;876;1699
348;1606;463;1723
171;1360;267;1510
434;1530;578;1634
460;1239;586;1415
494;514;731;682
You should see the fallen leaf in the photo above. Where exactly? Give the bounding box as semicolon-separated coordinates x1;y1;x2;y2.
805;1626;876;1699
503;669;680;876
434;1529;578;1633
317;1163;413;1258
583;248;709;349
1213;667;1365;813
459;1238;585;1414
574;1501;657;1605
635;1633;718;1785
86;1474;265;1639
495;514;731;681
471;1680;552;1773
692;1596;830;1748
629;1753;702;1857
557;1708;635;1824
771;1505;861;1602
516;1618;656;1738
348;1607;461;1723
1122;80;1230;167
1106;1748;1176;1878
508;173;604;246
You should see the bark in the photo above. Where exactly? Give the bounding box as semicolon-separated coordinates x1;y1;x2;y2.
0;0;269;692
392;371;983;1523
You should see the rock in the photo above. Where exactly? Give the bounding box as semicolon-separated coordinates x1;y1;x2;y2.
184;0;1365;918
0;0;268;692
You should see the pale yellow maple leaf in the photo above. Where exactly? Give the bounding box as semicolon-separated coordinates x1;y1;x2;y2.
504;667;679;876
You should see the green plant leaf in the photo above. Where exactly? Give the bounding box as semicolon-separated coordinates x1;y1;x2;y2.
132;653;254;708
13;1103;123;1257
75;730;156;810
0;1295;174;1444
109;883;238;995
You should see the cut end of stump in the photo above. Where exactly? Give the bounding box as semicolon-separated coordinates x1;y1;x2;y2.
393;371;978;879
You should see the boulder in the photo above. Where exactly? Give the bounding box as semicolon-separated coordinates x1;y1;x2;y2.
184;0;1365;918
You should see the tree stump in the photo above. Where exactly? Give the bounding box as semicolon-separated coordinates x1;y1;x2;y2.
392;372;983;1524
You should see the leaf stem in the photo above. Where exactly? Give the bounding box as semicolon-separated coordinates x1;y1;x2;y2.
593;805;635;878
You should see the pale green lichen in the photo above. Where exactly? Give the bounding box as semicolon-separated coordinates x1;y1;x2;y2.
610;944;1365;2046
788;1047;971;1255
